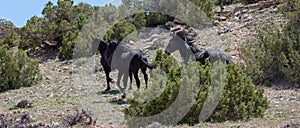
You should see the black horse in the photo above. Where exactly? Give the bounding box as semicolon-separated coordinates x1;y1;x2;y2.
165;35;196;64
107;41;156;92
194;49;232;65
91;38;114;91
164;34;231;65
91;38;156;97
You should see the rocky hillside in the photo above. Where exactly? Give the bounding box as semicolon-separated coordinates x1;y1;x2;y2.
125;0;286;65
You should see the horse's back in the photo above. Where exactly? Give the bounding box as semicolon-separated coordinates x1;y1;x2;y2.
206;49;231;64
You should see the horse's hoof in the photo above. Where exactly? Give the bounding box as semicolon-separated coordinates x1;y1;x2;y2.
122;94;126;99
105;88;111;91
110;80;115;84
109;78;114;83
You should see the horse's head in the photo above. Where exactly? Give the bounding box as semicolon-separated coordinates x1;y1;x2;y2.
165;36;189;55
195;51;209;65
91;37;108;56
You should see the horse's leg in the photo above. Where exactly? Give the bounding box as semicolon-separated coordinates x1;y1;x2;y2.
141;67;148;88
121;73;129;98
104;68;111;91
129;71;133;90
107;67;114;83
117;72;127;98
123;73;129;90
116;71;123;91
133;71;141;89
101;59;113;84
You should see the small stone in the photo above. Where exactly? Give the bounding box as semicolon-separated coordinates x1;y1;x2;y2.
218;16;227;21
46;76;52;81
242;14;249;19
63;66;69;71
271;7;278;13
213;20;220;26
234;11;241;16
242;9;248;13
234;16;240;21
5;97;10;102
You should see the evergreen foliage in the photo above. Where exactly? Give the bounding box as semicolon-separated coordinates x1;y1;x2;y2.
1;27;20;48
19;0;94;60
0;44;41;92
123;50;269;127
190;0;214;18
240;1;300;88
104;20;137;41
14;0;216;61
0;18;14;27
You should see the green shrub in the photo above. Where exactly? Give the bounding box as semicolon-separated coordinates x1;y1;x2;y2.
1;28;20;48
145;12;174;27
181;61;268;124
240;23;300;88
0;44;41;92
104;20;137;41
240;1;300;88
123;50;269;127
189;0;214;19
58;31;79;61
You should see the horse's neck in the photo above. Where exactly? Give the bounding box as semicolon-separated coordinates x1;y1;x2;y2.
98;43;107;56
178;45;193;62
190;46;201;54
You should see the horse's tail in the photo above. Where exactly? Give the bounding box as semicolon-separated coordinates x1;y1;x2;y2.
141;57;157;69
139;51;157;70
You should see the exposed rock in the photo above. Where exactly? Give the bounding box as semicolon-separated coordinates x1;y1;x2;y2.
146;122;166;128
213;20;220;26
213;16;227;21
14;100;33;109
